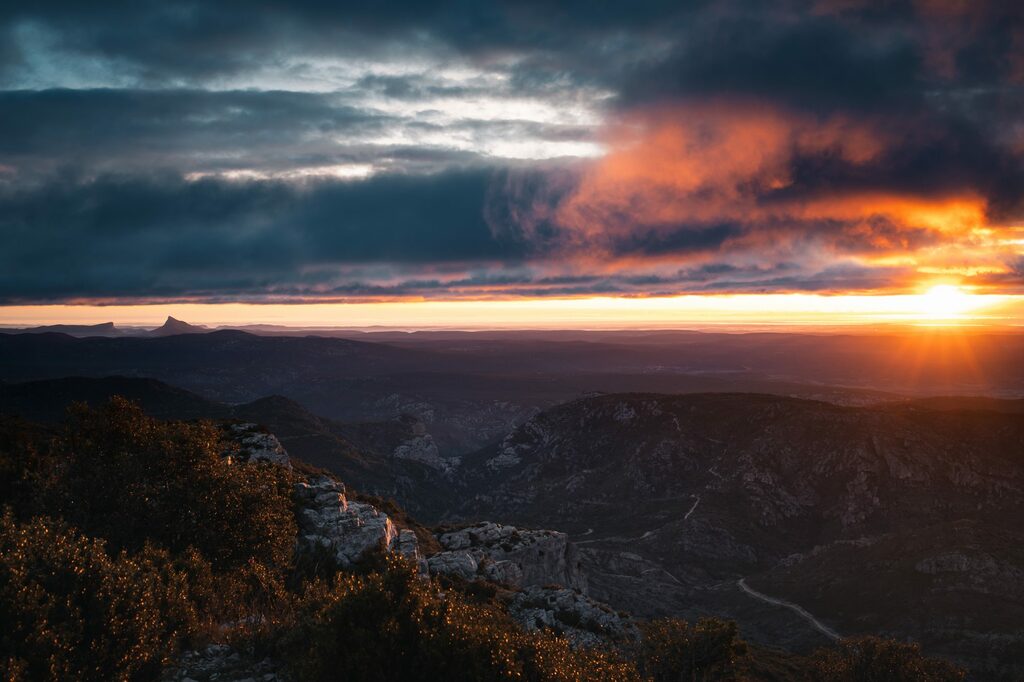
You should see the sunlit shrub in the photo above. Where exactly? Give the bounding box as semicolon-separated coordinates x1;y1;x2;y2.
279;555;639;682
0;513;203;682
57;398;297;573
810;636;966;681
637;616;747;681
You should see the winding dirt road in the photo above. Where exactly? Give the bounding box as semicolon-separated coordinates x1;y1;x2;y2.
737;578;840;641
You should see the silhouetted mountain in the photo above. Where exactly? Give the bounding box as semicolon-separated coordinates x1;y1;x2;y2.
893;395;1024;414
0;330;430;400
3;322;122;337
149;316;207;336
0;376;224;422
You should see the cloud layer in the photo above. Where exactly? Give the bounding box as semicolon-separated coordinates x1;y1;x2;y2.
0;0;1022;303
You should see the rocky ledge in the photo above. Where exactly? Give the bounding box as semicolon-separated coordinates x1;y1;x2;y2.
224;423;291;468
507;585;639;649
294;475;424;571
392;433;460;473
427;522;587;593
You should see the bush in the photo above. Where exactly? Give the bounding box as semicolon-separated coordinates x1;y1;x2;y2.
0;417;55;517
0;400;306;680
0;512;206;682
637;617;747;681
56;398;297;573
279;555;639;682
810;637;966;681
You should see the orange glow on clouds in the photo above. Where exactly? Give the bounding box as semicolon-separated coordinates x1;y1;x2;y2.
553;101;890;239
511;100;1023;295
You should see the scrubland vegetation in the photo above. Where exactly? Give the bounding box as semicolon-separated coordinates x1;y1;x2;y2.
0;400;965;681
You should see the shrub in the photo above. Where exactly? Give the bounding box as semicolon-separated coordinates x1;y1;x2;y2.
0;417;55;517
56;398;297;573
810;636;966;681
279;556;639;682
637;616;747;681
0;512;206;682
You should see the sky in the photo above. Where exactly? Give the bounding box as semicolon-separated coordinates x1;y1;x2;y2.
1;1;1023;327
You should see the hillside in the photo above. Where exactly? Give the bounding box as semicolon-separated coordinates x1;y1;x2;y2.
0;376;456;516
0;372;1020;677
1;398;971;681
455;393;1024;677
2;329;1022;459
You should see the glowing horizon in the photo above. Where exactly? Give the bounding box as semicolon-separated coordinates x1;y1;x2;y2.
2;287;1020;331
2;4;1023;327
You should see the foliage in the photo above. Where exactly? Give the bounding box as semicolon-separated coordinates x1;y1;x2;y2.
0;512;204;682
0;417;55;517
279;555;639;682
57;397;298;573
637;617;747;681
0;399;973;682
809;636;966;682
0;399;298;680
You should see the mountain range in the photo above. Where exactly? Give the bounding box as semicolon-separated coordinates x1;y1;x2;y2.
1;327;1023;678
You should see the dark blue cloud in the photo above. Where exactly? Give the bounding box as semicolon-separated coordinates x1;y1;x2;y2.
0;170;523;302
0;1;1021;301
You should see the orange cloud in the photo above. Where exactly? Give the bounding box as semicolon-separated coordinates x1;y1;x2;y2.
503;100;1020;294
553;100;888;241
549;101;977;250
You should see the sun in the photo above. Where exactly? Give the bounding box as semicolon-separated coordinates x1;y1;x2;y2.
916;284;977;320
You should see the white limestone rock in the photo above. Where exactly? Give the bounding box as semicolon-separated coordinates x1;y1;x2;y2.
432;522;587;592
482;559;523;585
226;423;291;468
426;551;478;580
295;475;423;570
507;585;639;649
392;435;459;473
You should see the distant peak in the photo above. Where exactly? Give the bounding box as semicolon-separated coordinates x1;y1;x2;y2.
151;315;206;336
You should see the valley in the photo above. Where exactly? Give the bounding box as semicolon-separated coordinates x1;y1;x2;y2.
1;327;1023;679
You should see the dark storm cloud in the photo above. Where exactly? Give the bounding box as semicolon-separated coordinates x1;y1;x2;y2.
0;89;389;175
616;14;923;111
0;1;1021;301
0;1;699;85
768;113;1024;221
0;170;521;303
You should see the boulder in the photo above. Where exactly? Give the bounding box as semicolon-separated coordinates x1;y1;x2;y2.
433;522;587;592
295;476;423;570
507;585;639;649
426;551;478;580
225;423;291;468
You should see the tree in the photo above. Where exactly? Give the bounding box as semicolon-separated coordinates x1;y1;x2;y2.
57;398;297;573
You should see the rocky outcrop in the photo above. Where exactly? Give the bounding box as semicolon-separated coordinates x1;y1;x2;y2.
162;644;286;681
428;522;587;592
392;434;459;473
225;423;291;467
294;476;423;570
506;586;639;649
427;550;479;580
